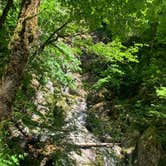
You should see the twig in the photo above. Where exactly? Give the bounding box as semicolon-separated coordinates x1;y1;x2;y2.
11;118;31;138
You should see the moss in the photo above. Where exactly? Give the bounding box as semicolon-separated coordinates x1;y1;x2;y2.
91;151;104;166
136;127;162;166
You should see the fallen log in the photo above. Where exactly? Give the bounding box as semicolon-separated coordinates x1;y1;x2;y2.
75;142;120;148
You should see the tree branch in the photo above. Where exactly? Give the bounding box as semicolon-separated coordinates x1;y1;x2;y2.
28;21;70;65
11;118;30;138
75;142;120;148
34;21;70;55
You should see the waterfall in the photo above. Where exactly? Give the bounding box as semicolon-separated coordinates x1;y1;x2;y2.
64;73;121;165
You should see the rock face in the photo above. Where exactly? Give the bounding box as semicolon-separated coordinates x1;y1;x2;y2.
65;73;121;165
65;73;97;165
136;127;162;166
122;130;140;166
23;72;122;165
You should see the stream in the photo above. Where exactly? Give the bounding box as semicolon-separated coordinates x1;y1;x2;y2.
64;73;121;165
32;72;121;165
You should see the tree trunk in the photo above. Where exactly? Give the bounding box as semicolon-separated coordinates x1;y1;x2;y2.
0;0;40;122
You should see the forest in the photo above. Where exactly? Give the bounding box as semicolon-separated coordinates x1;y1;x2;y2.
0;0;165;165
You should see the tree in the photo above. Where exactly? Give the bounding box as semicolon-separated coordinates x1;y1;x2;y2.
0;0;40;122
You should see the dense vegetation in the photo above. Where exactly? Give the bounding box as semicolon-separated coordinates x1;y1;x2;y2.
0;0;165;165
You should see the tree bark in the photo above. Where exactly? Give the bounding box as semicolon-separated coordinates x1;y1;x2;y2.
0;0;13;29
0;0;40;122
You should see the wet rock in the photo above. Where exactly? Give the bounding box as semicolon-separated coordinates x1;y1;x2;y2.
65;73;121;165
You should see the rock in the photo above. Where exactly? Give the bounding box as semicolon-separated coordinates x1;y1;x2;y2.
122;130;140;165
136;127;162;166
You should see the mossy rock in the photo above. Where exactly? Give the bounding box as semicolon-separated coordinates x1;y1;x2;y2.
136;127;162;166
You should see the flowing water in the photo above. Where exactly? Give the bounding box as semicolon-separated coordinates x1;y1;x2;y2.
32;72;121;165
64;73;121;165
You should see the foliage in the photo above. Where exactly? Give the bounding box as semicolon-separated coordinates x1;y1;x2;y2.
88;40;139;90
156;87;166;98
31;42;81;88
0;0;166;165
0;0;19;77
0;133;24;166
